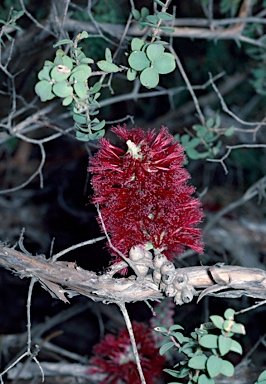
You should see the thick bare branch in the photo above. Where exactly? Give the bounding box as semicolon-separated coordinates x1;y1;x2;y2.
0;245;265;306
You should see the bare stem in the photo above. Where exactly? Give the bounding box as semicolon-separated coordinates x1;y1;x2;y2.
118;303;147;384
96;204;142;277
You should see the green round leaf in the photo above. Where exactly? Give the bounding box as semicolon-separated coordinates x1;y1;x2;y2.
140;6;149;18
73;113;87;124
90;81;102;94
181;136;200;149
62;55;73;70
128;51;150;71
224;308;235;320
146;15;158;24
78;31;89;40
131;37;144;51
74;82;87;99
127;68;137;81
186;147;209;160
88;129;105;140
169;324;184;332
54;50;64;65
231;323;246;335
35;80;54;101
97;60;119;73
80;57;94;64
154;0;166;7
230;339;243;355
159;341;175;355
76;131;89;141
140;67;159;88
224;126;235;137
132;9;140;20
157;11;174;21
105;47;112;63
207;356;223;378
199;334;218;349
188;355;207;370
164;367;188;379
62;95;73;106
37;66;52;81
206;117;215;128
44;60;54;66
53;82;73;98
51;65;71;82
146;44;164;62
258;371;266;382
223;319;234;332
193;124;208;136
212;143;222;156
153;52;176;74
218;335;232;356
220;359;235;377
70;65;92;81
92;119;105;131
53;39;73;48
198;374;215;384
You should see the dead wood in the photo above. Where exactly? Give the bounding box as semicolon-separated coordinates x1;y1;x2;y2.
0;245;265;306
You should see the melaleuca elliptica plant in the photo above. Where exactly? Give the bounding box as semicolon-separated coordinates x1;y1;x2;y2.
89;125;203;270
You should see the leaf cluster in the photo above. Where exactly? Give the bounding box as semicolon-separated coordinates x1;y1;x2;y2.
175;115;234;160
34;0;178;140
127;38;176;89
35;32;119;141
132;3;175;33
156;308;245;384
128;2;176;88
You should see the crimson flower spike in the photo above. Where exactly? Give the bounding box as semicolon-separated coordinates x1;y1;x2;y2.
89;125;203;268
88;322;165;384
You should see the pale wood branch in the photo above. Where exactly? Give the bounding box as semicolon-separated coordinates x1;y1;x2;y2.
0;245;265;305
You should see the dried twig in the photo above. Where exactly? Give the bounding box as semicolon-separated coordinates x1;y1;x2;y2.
118;303;147;384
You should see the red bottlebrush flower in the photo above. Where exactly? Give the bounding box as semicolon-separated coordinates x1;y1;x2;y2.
89;125;203;263
88;322;165;384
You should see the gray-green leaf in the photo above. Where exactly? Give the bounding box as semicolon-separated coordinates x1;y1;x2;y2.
153;52;176;74
146;43;164;62
97;60;119;73
53;82;73;98
140;67;159;88
128;51;150;71
35;81;54;101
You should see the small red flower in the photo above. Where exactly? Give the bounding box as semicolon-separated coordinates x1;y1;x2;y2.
88;322;165;384
89;125;203;263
